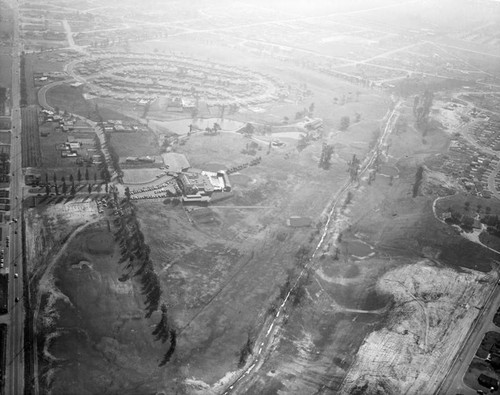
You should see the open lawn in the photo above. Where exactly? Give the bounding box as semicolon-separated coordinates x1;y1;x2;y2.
109;131;160;161
46;84;98;119
46;84;142;122
36;222;175;394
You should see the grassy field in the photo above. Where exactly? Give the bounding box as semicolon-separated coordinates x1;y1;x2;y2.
46;84;99;120
30;52;65;73
46;84;139;122
44;224;171;395
109;131;159;160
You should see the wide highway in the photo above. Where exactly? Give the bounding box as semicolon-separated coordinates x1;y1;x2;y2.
5;0;25;393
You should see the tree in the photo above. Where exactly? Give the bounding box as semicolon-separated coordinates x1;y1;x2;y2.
297;135;308;152
53;173;57;184
309;102;315;114
319;143;334;169
243;123;255;137
125;187;131;201
85;168;89;181
354;112;361;123
464;201;470;211
486;206;492;215
77;168;82;183
62;181;67;195
159;329;177;366
237;334;254;368
152;304;170;343
45;173;48;184
340;116;350;131
94;173;97;183
69;174;74;183
71;181;76;195
105;180;109;193
88;183;92;194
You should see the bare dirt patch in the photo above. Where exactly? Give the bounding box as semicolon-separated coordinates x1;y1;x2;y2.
340;262;495;395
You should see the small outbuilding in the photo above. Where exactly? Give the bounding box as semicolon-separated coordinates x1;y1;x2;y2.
287;216;312;228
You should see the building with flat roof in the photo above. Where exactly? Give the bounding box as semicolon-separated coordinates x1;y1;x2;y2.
178;172;214;196
177;168;232;201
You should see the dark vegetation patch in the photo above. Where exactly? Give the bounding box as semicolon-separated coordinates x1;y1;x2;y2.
0;274;7;314
412;166;424;198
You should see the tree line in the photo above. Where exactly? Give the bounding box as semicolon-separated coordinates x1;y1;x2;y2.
112;195;175;366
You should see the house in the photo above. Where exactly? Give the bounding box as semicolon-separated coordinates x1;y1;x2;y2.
287;216;312;227
24;168;41;186
66;142;81;150
478;374;499;391
166;97;183;112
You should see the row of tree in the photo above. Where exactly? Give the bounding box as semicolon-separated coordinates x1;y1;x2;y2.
102;132;123;182
112;197;175;366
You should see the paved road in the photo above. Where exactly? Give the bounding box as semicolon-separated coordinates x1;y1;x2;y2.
438;284;500;395
5;0;25;393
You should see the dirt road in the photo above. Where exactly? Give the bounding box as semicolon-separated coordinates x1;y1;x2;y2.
220;102;401;394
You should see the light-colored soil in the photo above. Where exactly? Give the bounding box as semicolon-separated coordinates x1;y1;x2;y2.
340;261;495;395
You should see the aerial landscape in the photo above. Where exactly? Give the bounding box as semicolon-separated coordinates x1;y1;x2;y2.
1;0;500;394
